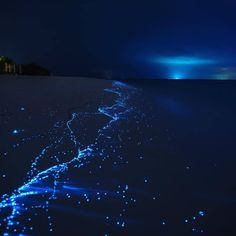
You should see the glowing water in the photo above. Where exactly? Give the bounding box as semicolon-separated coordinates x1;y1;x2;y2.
0;81;138;235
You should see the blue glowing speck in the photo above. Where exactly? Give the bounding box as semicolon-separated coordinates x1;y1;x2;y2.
12;129;19;135
199;211;205;217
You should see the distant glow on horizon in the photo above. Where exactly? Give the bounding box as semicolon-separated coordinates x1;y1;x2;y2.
173;74;182;80
213;67;236;80
155;56;216;65
215;74;229;80
149;55;218;79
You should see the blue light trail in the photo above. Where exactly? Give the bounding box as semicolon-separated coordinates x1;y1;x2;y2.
0;80;206;235
0;81;139;235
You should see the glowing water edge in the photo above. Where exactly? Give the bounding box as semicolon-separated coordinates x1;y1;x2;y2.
0;81;144;235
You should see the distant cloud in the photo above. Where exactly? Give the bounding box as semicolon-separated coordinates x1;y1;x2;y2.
155;56;217;65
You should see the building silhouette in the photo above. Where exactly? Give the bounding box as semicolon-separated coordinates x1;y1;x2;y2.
0;56;49;76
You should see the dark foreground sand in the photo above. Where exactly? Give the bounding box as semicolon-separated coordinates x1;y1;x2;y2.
0;76;235;236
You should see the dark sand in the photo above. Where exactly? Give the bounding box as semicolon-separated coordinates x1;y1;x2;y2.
0;76;235;235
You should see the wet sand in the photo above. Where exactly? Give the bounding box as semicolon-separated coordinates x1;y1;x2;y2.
0;76;236;235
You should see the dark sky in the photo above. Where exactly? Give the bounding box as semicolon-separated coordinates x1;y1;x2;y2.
1;0;236;79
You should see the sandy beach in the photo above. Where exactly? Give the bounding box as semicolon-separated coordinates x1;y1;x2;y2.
0;76;236;235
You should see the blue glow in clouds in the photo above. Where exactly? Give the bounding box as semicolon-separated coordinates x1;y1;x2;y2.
156;56;216;65
151;55;218;79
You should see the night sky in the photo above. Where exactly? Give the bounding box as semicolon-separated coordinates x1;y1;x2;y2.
1;0;236;79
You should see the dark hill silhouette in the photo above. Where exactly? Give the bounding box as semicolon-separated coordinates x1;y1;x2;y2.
21;63;50;76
